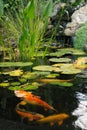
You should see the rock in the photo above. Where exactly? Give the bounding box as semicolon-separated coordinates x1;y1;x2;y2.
64;4;87;36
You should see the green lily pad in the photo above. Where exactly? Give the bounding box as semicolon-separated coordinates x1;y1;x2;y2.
22;72;38;79
33;65;55;72
8;86;21;90
0;82;10;87
8;84;38;91
11;82;21;86
57;48;86;55
9;69;23;76
45;73;59;78
60;64;81;74
19;78;27;83
49;58;72;63
50;81;73;87
33;71;50;76
49;52;65;57
0;62;33;67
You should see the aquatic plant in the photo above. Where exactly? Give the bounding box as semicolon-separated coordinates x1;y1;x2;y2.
18;0;53;60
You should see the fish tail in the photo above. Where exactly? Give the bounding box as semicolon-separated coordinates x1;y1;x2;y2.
51;107;58;113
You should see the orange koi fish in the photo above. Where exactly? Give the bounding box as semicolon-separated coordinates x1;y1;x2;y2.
16;108;44;121
14;90;57;112
37;113;69;126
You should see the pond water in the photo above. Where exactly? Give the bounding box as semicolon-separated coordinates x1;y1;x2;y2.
0;53;87;130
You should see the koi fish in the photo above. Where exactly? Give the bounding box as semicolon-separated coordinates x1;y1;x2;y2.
14;90;57;112
37;78;73;83
37;113;69;126
16;108;44;121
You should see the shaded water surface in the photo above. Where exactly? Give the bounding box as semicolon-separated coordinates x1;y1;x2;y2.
0;67;87;130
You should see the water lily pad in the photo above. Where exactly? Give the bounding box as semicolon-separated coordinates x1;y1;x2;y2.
0;62;33;67
0;82;10;87
8;84;38;91
45;73;59;78
33;71;50;76
49;58;72;63
50;81;73;87
22;72;37;79
8;86;21;90
19;78;27;83
57;48;86;55
11;82;21;86
60;64;81;74
9;69;23;76
33;65;55;72
49;51;72;57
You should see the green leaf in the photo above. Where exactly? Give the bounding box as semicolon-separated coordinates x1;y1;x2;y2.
24;0;35;20
50;82;73;87
49;58;72;63
0;62;33;67
0;0;3;17
43;0;53;18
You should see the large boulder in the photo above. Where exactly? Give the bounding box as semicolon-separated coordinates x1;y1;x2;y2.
64;4;87;36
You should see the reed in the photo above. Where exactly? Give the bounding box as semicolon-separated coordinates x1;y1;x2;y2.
18;0;53;60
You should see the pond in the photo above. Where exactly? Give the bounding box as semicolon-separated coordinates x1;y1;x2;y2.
0;48;87;130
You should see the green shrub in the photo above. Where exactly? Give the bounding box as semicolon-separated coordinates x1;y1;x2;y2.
74;22;87;49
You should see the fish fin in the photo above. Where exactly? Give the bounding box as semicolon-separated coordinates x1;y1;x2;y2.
28;117;33;121
44;108;48;111
58;120;63;126
19;101;27;105
28;91;32;93
50;122;54;126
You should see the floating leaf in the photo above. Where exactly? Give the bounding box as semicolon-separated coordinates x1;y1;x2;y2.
33;65;55;72
49;58;72;63
11;82;21;86
52;63;65;67
57;48;86;55
45;73;59;78
0;82;10;87
49;52;65;57
0;62;33;67
22;72;37;79
8;84;38;91
9;69;23;76
60;64;81;74
50;81;73;87
33;71;50;76
19;78;27;83
8;86;21;90
21;85;38;90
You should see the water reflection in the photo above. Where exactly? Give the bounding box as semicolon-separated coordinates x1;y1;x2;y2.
72;92;87;130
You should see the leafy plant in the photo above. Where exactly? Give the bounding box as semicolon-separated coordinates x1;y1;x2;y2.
74;22;87;50
0;0;3;17
18;0;53;60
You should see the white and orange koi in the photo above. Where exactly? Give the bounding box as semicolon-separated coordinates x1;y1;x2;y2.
14;90;57;112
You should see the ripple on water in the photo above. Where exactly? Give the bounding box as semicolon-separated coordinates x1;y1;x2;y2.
72;92;87;130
